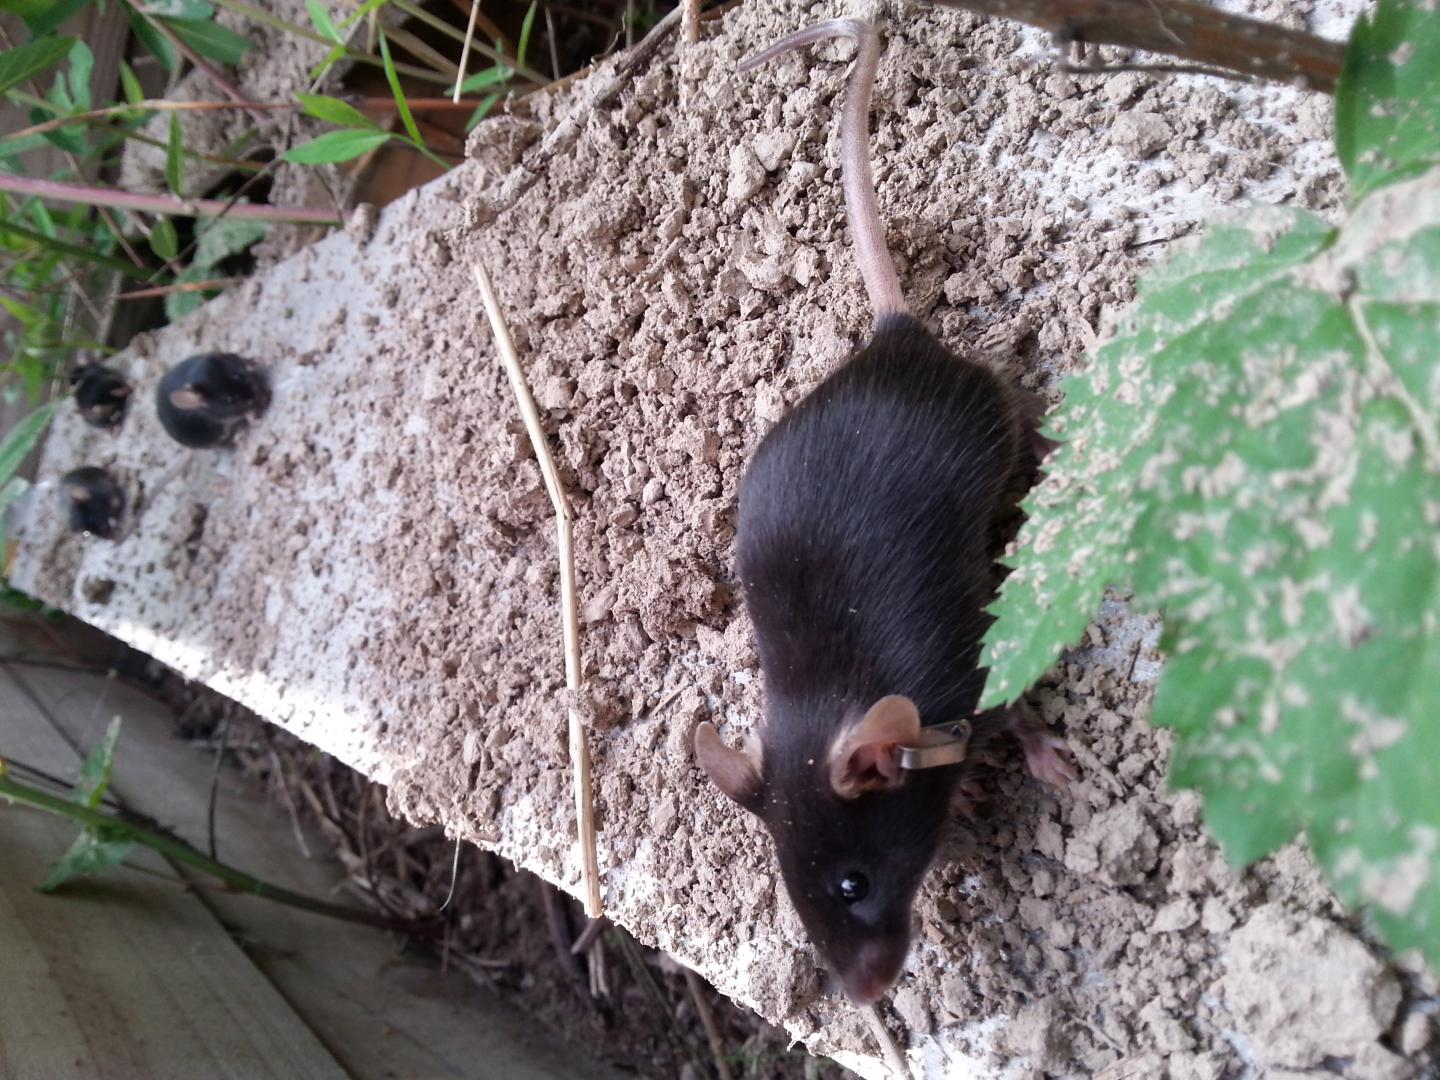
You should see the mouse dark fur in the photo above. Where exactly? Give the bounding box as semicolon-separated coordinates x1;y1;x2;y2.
60;467;125;538
695;19;1074;1005
156;353;270;449
69;363;132;430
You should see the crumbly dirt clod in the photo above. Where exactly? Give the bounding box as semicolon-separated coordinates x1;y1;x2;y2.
15;0;1439;1074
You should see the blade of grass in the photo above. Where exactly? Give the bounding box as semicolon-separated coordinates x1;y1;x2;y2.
378;32;423;145
164;113;184;196
389;0;547;83
517;0;537;65
205;0;456;85
0;219;153;279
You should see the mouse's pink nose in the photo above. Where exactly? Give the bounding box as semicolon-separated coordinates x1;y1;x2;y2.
840;939;907;1003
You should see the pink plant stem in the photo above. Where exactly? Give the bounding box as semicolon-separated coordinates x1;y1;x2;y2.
0;174;343;225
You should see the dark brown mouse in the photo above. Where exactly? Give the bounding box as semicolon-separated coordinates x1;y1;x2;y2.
694;18;1075;1005
156;353;270;449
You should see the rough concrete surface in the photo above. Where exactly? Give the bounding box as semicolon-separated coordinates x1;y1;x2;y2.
13;0;1439;1074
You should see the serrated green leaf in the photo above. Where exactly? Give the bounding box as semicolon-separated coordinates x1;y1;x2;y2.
40;828;134;891
282;127;390;164
377;33;422;147
0;35;75;96
163;15;250;65
980;205;1336;708
1335;0;1440;200
149;216;178;260
306;0;340;42
295;91;376;130
0;402;55;486
985;170;1440;970
164;265;216;321
165;112;183;197
75;716;122;809
192;215;266;268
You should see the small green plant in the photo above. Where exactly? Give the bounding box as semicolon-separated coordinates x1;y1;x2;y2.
0;719;430;930
982;0;1439;970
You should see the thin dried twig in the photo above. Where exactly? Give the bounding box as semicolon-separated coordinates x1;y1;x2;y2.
569;914;609;955
682;0;700;44
454;0;484;102
472;260;603;918
0;174;342;224
928;0;1345;92
683;967;735;1080
863;1004;912;1079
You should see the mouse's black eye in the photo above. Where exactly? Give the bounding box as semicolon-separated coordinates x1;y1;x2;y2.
838;872;869;904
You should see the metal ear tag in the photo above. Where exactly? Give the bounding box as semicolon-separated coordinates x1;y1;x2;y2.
896;718;973;771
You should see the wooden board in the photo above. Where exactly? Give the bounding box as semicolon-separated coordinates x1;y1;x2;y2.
0;664;350;1080
0;647;615;1080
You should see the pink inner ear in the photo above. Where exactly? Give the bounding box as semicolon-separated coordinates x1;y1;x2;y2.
848;741;902;788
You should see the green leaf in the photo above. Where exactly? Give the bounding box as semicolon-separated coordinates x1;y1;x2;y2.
1335;0;1440;200
0;402;56;487
21;0;86;37
377;33;422;147
164;112;183;197
0;35;75;97
192;215;266;268
164;264;215;321
0;475;31;553
466;90;502;132
294;91;376;130
66;38;94;110
306;0;340;42
162;15;250;65
75;716;122;809
118;59;145;105
337;0;388;32
984;172;1440;971
516;0;537;67
40;828;135;891
282;127;390;164
136;0;211;17
149;216;178;260
459;65;510;93
0;0;56;17
127;8;178;71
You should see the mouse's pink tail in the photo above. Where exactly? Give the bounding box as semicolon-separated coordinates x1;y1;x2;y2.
739;18;908;326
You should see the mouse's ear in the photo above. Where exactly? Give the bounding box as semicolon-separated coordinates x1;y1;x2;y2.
830;695;921;799
694;721;764;813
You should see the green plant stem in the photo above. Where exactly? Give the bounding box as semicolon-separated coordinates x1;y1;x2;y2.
7;97;484;144
389;0;548;84
0;219;154;279
0;771;425;933
0;174;342;224
205;0;457;85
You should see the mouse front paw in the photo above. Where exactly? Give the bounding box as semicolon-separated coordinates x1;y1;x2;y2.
1004;702;1079;788
1024;734;1079;788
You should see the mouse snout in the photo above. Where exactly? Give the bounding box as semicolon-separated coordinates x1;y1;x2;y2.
839;937;908;1003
